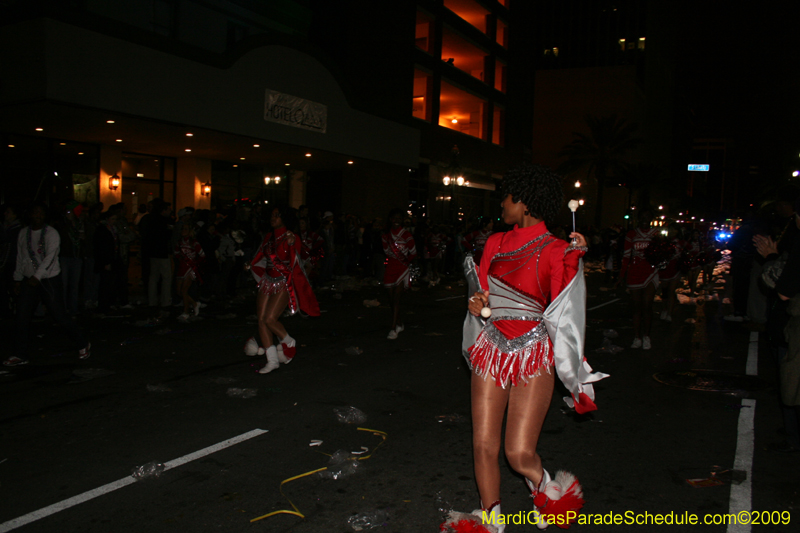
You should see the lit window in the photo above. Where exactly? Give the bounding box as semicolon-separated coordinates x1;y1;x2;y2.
638;37;646;50
496;19;508;48
618;38;625;51
444;0;490;34
441;26;489;83
439;79;487;141
494;60;506;93
413;68;432;121
492;105;505;146
416;10;433;53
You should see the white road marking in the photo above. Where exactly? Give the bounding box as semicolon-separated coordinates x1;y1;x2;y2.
0;428;268;532
727;331;758;533
587;298;620;311
728;399;755;533
746;331;758;376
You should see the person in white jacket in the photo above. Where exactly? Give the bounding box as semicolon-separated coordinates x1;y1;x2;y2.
3;202;90;367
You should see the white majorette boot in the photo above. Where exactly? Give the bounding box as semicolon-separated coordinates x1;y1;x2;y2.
526;469;584;530
258;346;280;374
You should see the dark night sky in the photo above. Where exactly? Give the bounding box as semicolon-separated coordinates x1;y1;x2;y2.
674;2;800;174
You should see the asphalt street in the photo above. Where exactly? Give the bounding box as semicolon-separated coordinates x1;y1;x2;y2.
1;261;797;532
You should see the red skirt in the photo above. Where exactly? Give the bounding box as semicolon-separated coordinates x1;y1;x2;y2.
384;257;409;288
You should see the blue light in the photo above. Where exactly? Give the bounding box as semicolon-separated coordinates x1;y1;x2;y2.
688;164;710;171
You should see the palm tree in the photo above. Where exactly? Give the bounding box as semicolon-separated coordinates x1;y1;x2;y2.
558;115;642;227
615;162;664;211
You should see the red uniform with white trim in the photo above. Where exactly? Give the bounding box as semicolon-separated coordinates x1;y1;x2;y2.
382;227;417;288
175;237;205;281
619;227;659;289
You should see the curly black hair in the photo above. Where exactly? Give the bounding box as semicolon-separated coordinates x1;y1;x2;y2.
268;204;298;232
501;163;563;225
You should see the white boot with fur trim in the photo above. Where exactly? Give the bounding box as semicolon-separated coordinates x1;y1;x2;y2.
258;346;280;374
526;469;584;529
440;500;504;533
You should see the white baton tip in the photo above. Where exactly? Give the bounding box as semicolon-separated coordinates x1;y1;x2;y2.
480;307;492;318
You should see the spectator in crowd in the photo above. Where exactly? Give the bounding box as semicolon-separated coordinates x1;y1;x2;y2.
81;203;102;310
4;202;90;366
55;201;85;317
145;200;173;316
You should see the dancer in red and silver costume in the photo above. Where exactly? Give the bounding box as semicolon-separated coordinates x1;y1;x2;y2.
455;165;606;532
619;210;658;349
382;208;417;340
248;206;319;374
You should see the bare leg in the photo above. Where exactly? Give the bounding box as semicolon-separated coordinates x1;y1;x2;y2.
504;371;555;486
264;290;290;341
471;373;510;507
389;284;404;331
179;277;195;314
256;290;274;349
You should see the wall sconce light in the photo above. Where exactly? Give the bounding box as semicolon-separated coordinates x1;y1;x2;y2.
442;176;451;186
264;176;271;185
108;174;121;191
203;182;211;197
456;176;465;186
274;176;281;185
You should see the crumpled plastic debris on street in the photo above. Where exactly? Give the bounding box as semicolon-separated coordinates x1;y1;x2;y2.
226;387;257;398
320;449;361;480
132;461;165;480
436;414;468;424
334;406;367;424
595;337;623;354
347;509;388;531
602;329;619;339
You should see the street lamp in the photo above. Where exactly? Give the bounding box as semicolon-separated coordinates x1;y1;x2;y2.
574;180;581;188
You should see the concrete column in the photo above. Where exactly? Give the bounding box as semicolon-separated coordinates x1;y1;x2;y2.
288;169;306;208
176;157;212;210
99;145;122;209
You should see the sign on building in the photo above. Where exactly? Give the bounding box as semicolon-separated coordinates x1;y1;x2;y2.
264;89;327;133
687;164;710;171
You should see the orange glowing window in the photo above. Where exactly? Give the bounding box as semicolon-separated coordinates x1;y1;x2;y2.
444;0;490;34
492;106;505;146
441;26;489;83
413;68;433;121
439;79;487;141
496;19;508;48
494;59;506;93
416;10;433;53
